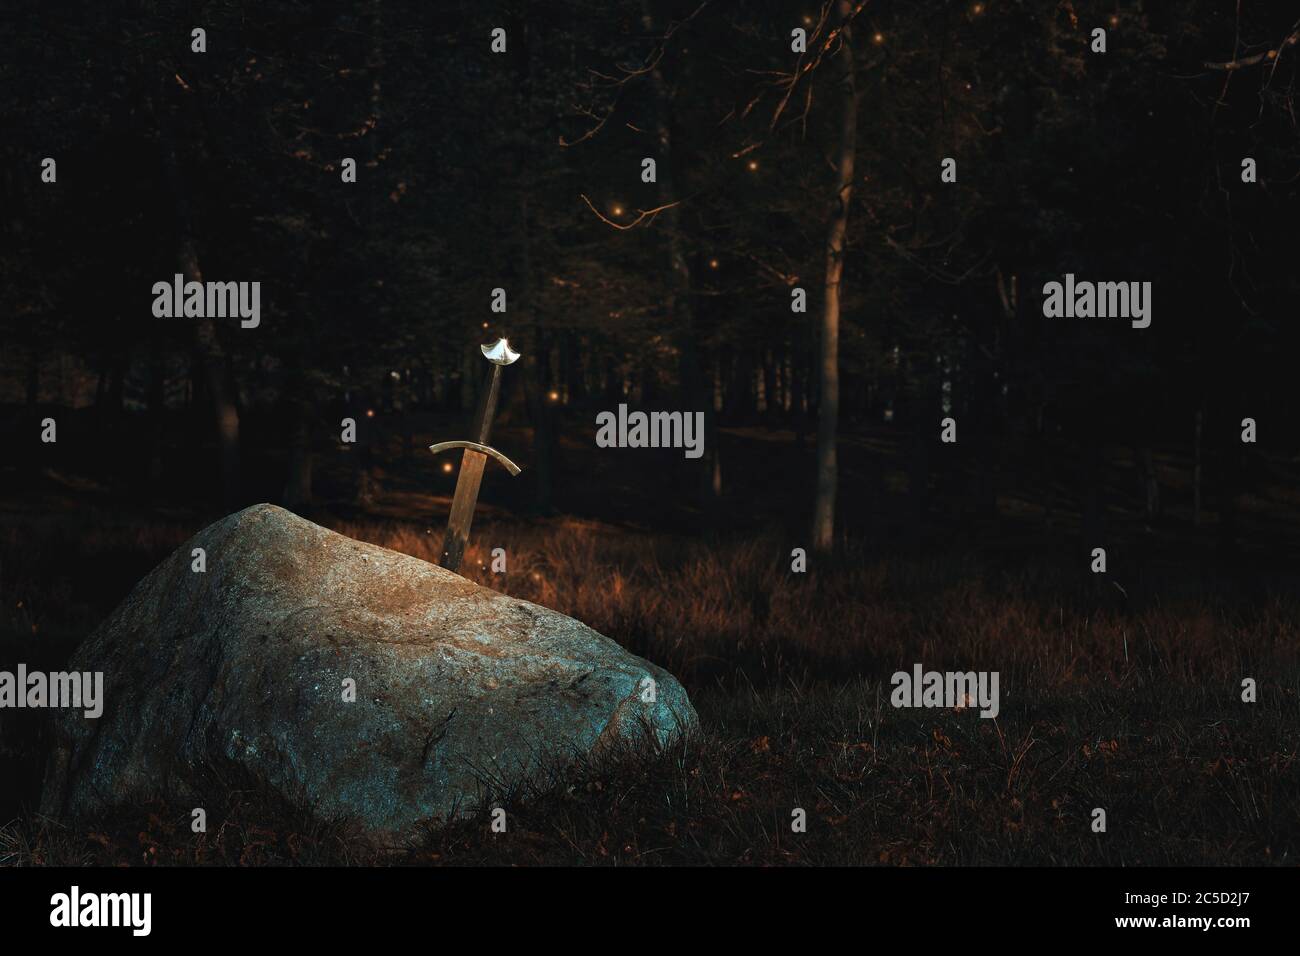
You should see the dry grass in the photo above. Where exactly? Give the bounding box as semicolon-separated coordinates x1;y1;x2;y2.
1;510;1298;865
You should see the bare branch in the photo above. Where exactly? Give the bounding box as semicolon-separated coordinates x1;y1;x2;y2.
769;0;869;132
1204;21;1300;71
561;1;711;147
579;193;681;230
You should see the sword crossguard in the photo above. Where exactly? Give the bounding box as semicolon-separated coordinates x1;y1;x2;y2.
427;440;522;476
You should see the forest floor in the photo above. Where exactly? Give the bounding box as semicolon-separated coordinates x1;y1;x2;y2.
1;411;1299;864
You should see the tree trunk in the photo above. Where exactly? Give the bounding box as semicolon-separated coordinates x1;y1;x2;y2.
162;134;241;510
146;337;166;486
812;0;858;553
762;349;777;422
522;349;556;512
183;249;241;508
565;332;587;404
284;423;314;510
1193;404;1203;527
1217;402;1241;560
1081;435;1106;561
509;17;557;514
905;379;933;550
1140;444;1160;528
641;0;718;507
282;356;314;510
351;0;386;509
25;346;40;406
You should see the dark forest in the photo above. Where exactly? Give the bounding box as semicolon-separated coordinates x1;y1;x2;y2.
2;1;1299;874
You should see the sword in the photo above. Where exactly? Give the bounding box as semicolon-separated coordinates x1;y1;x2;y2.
429;338;523;573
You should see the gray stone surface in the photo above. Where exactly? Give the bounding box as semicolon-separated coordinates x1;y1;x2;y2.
40;504;696;845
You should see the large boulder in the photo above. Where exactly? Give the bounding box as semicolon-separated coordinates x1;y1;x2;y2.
40;504;696;845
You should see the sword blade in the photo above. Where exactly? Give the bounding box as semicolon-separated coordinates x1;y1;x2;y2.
440;448;489;571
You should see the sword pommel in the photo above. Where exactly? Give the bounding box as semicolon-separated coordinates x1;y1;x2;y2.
481;338;521;366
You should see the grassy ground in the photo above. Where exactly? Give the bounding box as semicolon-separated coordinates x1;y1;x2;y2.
2;507;1298;865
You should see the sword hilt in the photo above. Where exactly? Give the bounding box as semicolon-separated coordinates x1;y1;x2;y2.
430;338;523;574
471;337;520;443
473;363;503;445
